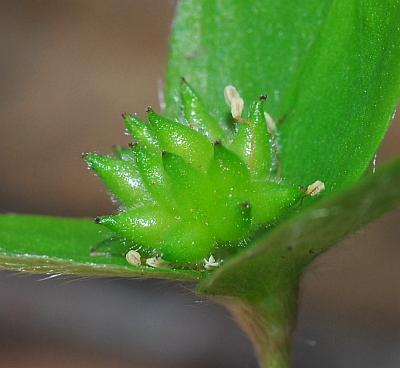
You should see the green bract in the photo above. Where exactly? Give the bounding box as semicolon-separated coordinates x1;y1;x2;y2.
84;80;317;267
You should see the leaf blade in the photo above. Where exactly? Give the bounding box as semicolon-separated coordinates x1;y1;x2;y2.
0;214;202;281
280;0;400;188
166;0;400;189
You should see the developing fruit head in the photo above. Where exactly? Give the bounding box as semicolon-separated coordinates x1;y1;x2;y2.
84;79;323;269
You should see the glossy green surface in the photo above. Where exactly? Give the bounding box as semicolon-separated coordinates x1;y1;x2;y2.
180;78;226;141
166;0;400;190
0;214;201;280
86;87;303;264
230;99;272;179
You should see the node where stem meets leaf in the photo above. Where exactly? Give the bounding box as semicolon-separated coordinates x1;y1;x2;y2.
200;160;400;367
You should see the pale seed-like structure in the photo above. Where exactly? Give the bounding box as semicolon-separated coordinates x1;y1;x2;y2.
84;79;318;267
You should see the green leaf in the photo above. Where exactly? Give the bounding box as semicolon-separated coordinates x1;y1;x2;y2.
0;215;202;281
166;0;400;190
199;160;400;367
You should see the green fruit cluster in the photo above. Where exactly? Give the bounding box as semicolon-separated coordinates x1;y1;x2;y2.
84;79;304;266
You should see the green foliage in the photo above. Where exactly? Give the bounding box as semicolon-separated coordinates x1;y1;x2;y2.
0;2;399;365
167;0;400;190
0;214;201;280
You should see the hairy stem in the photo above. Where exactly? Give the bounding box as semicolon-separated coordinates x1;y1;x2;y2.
217;293;297;368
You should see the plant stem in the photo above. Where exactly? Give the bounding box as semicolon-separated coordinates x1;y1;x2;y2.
218;292;297;368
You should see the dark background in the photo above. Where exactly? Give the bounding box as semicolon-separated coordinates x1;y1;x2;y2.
0;1;399;367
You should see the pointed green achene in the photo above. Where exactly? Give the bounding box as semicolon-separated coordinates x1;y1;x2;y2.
162;152;212;218
162;221;215;264
180;78;226;141
85;83;322;268
249;181;303;226
122;113;160;155
97;205;176;248
147;108;213;172
230;96;272;179
132;145;172;208
83;153;151;207
207;143;252;241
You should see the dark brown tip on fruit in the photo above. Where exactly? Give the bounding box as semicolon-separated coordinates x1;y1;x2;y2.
94;217;101;224
242;201;250;209
161;150;168;157
259;94;267;101
181;76;187;84
214;140;222;146
121;112;127;119
145;106;153;113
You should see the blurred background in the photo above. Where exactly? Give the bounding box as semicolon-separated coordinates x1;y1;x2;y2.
0;1;399;367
